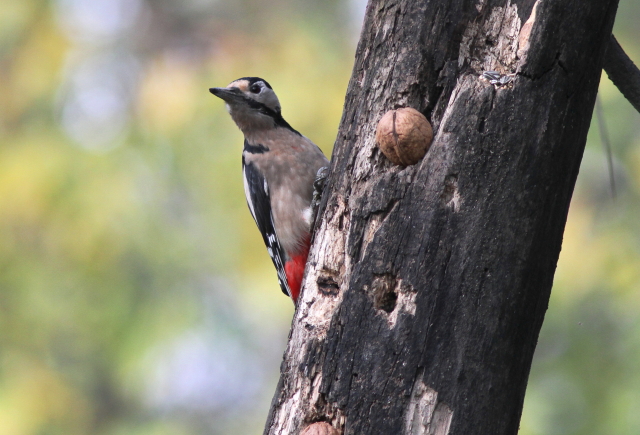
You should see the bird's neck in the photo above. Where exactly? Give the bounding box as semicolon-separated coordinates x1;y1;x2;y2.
229;105;276;135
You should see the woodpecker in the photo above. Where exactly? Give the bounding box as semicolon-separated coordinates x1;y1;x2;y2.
209;77;329;303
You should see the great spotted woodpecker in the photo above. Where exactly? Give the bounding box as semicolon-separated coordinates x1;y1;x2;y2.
209;77;329;303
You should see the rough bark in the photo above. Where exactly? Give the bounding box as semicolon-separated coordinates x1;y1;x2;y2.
265;0;619;434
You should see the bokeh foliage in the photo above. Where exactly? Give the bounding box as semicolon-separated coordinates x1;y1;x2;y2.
0;0;638;434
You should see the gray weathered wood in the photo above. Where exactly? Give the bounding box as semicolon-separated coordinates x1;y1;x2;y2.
264;0;619;434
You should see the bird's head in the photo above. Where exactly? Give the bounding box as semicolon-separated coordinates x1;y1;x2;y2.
209;77;283;133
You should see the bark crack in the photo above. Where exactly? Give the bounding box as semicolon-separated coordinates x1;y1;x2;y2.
518;51;567;81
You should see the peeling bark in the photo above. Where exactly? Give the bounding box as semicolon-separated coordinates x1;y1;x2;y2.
264;0;619;434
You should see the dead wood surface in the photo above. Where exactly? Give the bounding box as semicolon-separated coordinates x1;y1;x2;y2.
264;0;619;434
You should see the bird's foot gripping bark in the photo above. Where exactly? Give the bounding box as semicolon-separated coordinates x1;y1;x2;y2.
311;166;329;227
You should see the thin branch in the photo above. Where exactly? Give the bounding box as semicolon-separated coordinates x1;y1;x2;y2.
595;95;616;198
604;35;640;114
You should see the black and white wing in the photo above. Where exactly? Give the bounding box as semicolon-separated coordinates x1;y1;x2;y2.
242;154;291;297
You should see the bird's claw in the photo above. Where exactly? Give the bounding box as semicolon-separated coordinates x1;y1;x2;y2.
311;166;330;226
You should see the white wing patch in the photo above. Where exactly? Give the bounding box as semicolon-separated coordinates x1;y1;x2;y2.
243;165;257;221
242;156;292;298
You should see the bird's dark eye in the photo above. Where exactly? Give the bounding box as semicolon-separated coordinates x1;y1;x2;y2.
249;84;261;94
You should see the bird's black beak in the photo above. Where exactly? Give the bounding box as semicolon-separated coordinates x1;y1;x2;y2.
209;87;243;102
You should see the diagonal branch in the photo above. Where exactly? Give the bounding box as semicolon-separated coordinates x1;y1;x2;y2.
604;35;640;113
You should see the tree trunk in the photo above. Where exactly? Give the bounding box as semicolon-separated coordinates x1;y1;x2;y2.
264;0;619;434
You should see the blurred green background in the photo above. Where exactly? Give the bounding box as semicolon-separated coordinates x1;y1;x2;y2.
0;0;638;434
